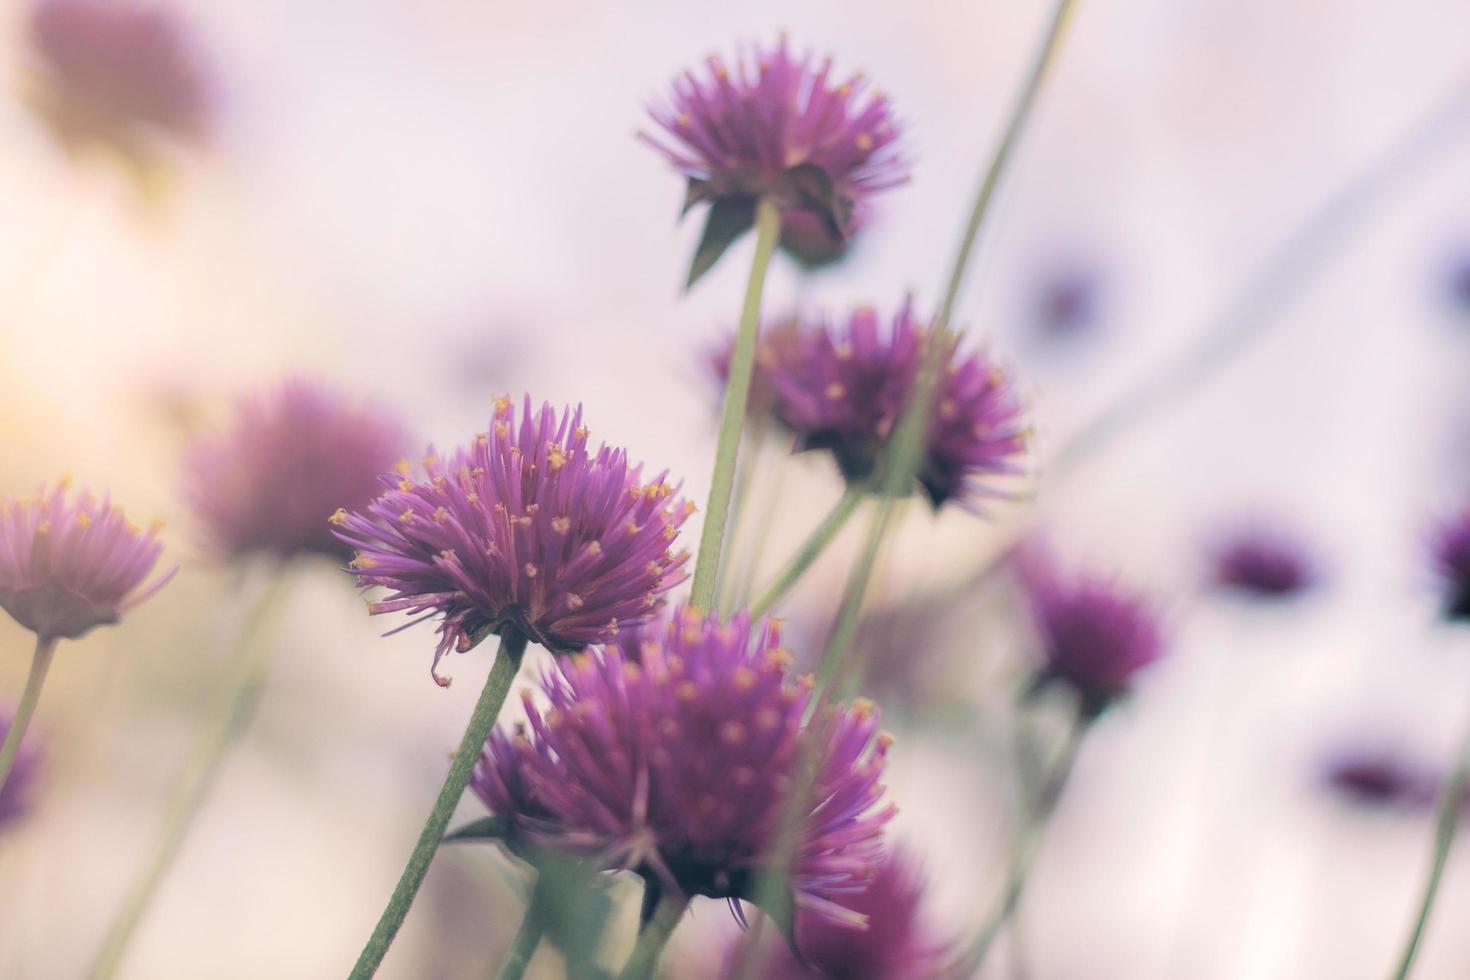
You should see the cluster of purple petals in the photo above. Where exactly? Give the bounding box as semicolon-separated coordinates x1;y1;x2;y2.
641;35;906;243
1210;526;1319;600
1017;547;1164;716
1431;503;1470;621
185;380;409;563
0;714;43;829
0;479;174;641
27;0;213;147
332;396;692;686
719;302;1027;509
471;606;895;926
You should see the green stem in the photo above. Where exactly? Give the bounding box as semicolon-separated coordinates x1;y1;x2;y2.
688;197;782;612
615;892;689;980
89;571;293;980
714;421;771;615
349;632;529;979
749;485;867;620
0;635;58;796
1387;707;1470;980
494;886;547;980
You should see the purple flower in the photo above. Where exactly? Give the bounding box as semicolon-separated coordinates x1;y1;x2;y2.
1209;524;1319;600
24;0;213;155
185;380;409;563
777;205;870;272
722;302;1028;509
332;396;693;686
0;479;174;642
471;606;895;927
1430;502;1470;622
640;36;907;284
0;713;43;829
1017;546;1165;717
1031;264;1101;342
1322;749;1438;809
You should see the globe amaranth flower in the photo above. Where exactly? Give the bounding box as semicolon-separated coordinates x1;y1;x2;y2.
0;478;175;642
186;380;409;563
332;396;693;686
718;301;1028;509
1430;502;1470;622
23;0;213;161
640;35;908;285
1209;524;1319;600
722;845;950;979
471;605;895;928
1017;546;1164;718
0;713;43;829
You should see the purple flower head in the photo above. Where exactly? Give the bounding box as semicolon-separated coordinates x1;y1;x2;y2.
332;396;693;686
1322;749;1438;810
1209;524;1320;601
185;380;409;563
1032;264;1101;342
1017;546;1165;717
777;205;870;272
25;0;214;154
0;478;175;642
0;713;43;829
640;36;907;285
471;605;896;928
729;301;1027;509
1430;502;1470;622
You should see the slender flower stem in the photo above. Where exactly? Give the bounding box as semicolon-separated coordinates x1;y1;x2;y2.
89;570;294;980
616;892;690;980
495;885;547;980
1387;700;1470;980
349;632;529;979
689;196;782;612
714;421;771;615
749;484;867;619
0;636;58;796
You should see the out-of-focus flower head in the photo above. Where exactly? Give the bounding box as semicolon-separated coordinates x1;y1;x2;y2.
777;204;870;272
0;713;43;829
1208;523;1320;601
1016;545;1165;718
716;301;1028;510
1031;262;1101;342
332;396;693;686
640;35;908;286
22;0;214;176
1322;748;1438;810
471;606;895;931
185;380;409;564
1430;501;1470;622
0;478;174;642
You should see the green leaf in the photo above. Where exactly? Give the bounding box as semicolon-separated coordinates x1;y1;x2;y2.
686;197;756;289
441;816;509;844
681;178;714;217
749;886;802;958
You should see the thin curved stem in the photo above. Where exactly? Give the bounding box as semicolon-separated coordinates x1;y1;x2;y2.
689;197;782;612
714;421;771;616
749;484;867;619
88;571;294;980
494;889;546;980
615;892;689;980
1387;702;1470;980
349;632;529;979
0;636;58;796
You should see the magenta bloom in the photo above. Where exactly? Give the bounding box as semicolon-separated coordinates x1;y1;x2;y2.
641;36;907;285
25;0;213;154
0;713;43;829
0;480;174;642
332;397;692;686
1017;547;1164;717
1431;503;1470;622
186;380;409;563
1210;525;1319;600
723;302;1027;509
471;606;895;927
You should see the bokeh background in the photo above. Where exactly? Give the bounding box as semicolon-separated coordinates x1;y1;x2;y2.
2;0;1470;976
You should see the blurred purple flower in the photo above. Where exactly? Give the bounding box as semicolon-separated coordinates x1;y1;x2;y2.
1209;524;1320;601
0;479;174;642
0;713;43;829
1430;502;1470;622
332;397;692;686
641;35;907;284
185;380;409;564
1017;546;1165;717
24;0;213;156
471;606;895;929
1323;749;1437;810
1032;264;1101;342
777;205;870;272
716;302;1027;509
